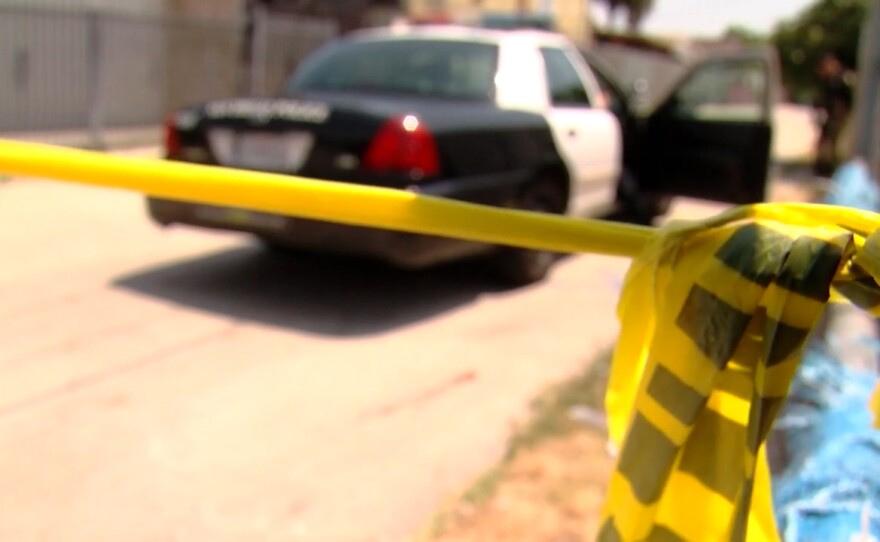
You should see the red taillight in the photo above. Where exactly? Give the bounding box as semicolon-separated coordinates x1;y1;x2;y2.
362;115;439;178
164;114;181;157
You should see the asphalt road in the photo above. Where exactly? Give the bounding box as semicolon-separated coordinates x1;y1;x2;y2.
0;162;806;541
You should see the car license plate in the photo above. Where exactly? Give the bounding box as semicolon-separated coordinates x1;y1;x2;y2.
194;206;289;231
208;129;313;171
237;133;286;168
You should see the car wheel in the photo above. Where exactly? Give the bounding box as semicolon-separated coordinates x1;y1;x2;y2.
615;170;669;225
255;235;296;254
490;180;566;287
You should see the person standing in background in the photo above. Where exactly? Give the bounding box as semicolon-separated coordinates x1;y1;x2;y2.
814;52;855;177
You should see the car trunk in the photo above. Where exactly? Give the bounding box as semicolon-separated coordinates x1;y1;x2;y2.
182;93;509;187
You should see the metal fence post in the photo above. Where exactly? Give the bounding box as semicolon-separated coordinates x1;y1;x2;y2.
249;4;268;97
86;10;105;150
854;0;880;177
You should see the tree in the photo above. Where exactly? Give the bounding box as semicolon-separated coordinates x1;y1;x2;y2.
771;0;867;103
596;0;655;33
720;24;766;45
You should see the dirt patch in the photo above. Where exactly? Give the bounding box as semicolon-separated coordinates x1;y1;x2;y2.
426;431;614;542
421;352;615;542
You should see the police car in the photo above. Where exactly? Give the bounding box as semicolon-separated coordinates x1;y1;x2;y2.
150;24;775;285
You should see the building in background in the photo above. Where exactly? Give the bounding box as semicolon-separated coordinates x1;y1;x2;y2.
405;0;591;45
165;0;241;19
0;0;593;144
0;0;335;144
245;0;402;33
243;0;592;45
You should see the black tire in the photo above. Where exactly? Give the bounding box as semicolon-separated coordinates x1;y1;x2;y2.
614;170;669;226
490;180;566;286
255;235;297;254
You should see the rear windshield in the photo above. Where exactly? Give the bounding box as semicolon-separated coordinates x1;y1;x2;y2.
284;39;499;101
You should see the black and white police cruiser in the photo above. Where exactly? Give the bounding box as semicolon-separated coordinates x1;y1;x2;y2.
151;24;777;284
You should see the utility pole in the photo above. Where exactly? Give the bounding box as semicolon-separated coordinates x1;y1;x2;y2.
86;11;105;150
249;2;269;97
517;0;529;18
853;0;880;177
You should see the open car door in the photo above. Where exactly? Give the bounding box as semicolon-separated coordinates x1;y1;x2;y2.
635;50;778;205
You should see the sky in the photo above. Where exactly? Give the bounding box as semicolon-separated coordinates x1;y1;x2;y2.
589;0;817;38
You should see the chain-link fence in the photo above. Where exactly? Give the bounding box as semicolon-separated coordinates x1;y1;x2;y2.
0;5;337;148
248;7;339;97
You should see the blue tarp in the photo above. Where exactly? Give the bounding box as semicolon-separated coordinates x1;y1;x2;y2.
770;159;880;541
772;348;880;541
821;160;880;211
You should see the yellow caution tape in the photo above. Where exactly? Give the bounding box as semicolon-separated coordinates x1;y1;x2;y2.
600;204;880;542
4;139;880;541
0;139;651;258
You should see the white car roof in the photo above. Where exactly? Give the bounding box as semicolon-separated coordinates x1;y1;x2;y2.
347;24;571;48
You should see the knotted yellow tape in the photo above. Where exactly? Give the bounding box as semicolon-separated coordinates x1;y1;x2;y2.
601;204;880;542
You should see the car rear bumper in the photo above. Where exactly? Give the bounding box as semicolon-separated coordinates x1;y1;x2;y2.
147;170;535;268
147;198;494;268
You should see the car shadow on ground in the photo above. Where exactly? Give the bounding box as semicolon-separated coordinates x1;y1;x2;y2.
113;243;510;337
